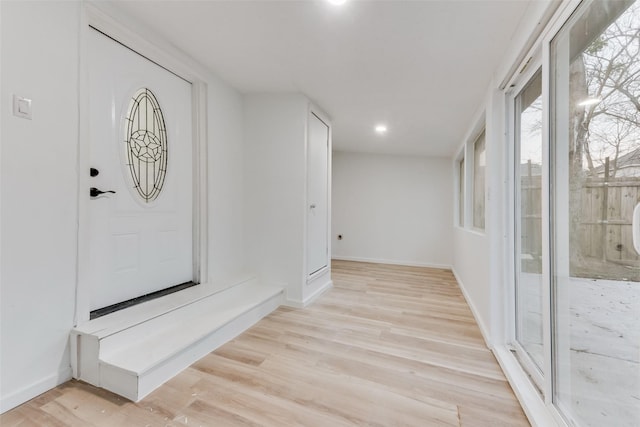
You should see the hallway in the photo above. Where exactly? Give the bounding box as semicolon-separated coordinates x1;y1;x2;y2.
0;261;528;426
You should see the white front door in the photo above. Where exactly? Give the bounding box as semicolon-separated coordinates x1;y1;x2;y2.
307;112;329;276
88;28;193;310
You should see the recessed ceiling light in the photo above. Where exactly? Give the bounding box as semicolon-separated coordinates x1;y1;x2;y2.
327;0;347;5
375;125;388;134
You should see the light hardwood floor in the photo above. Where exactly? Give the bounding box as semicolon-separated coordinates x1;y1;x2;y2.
1;260;530;426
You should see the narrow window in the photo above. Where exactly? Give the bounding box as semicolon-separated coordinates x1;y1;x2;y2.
458;157;465;227
473;131;486;229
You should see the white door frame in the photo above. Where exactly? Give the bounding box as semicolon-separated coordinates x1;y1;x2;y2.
497;1;585;426
505;54;546;392
75;2;209;325
304;104;332;283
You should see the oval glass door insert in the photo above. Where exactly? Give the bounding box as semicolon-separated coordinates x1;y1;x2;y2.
124;88;168;203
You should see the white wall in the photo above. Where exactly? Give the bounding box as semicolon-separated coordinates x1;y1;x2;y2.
1;1;81;412
0;1;247;412
452;82;517;348
207;76;246;280
451;1;558;347
332;151;452;268
243;94;308;304
451;4;570;425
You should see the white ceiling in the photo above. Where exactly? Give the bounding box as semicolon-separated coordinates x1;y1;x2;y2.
111;0;531;157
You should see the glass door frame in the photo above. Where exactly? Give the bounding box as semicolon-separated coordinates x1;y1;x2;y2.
506;56;547;393
549;0;640;425
500;0;640;424
502;0;640;425
501;1;583;426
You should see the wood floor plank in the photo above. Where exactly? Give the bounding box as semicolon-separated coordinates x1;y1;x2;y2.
0;260;529;426
194;354;459;427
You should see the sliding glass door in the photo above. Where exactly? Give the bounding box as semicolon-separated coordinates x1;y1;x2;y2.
551;0;640;425
514;70;545;378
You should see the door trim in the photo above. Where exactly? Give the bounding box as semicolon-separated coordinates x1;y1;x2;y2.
506;57;545;392
75;3;209;325
304;105;332;283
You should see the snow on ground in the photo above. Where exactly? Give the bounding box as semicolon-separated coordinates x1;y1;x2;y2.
520;275;639;426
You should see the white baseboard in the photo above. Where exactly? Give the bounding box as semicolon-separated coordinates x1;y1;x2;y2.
283;279;333;309
452;270;566;427
304;279;333;307
451;267;493;349
0;367;72;414
331;255;451;270
281;299;304;308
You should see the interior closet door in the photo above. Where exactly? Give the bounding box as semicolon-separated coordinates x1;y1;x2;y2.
307;112;329;276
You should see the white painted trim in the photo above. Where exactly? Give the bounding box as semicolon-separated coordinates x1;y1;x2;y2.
0;367;73;414
332;256;452;270
192;80;209;285
464;228;486;238
284;279;333;309
75;2;209;323
512;340;544;390
455;103;486;160
502;86;517;348
467;121;485;234
303;103;333;283
0;0;3;410
538;1;582;410
497;1;593;423
281;299;305;309
453;153;465;229
455;108;486;232
83;1;214;84
540;26;555;408
494;346;569;427
451;267;492;349
305;279;333;307
75;0;92;326
486;86;509;346
497;0;563;90
505;55;546;393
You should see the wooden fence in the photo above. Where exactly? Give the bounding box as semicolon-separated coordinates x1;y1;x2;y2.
520;173;543;274
580;177;640;265
520;173;640;279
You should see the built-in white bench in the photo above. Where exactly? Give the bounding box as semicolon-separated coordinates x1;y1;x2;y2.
71;276;283;401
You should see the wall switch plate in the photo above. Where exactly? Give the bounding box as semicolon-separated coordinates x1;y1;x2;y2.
13;95;32;120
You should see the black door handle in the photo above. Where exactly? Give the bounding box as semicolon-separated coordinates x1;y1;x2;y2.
90;187;116;197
